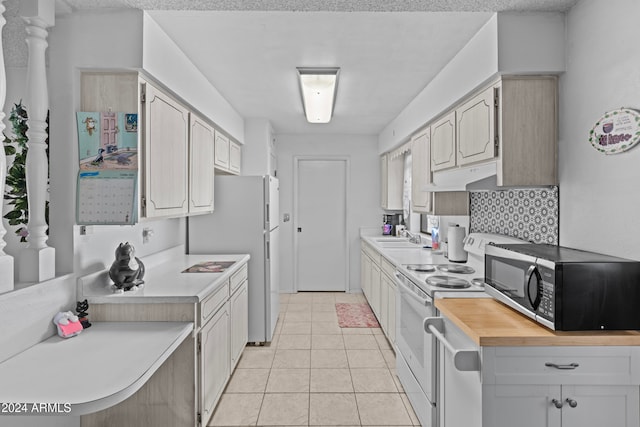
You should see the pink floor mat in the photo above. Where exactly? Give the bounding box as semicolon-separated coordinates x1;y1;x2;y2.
335;303;380;328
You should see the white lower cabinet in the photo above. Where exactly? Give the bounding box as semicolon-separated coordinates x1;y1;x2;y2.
380;272;396;345
361;249;372;300
371;263;381;318
84;260;249;427
360;241;396;347
433;313;640;427
229;280;248;370
484;384;639;427
199;302;230;424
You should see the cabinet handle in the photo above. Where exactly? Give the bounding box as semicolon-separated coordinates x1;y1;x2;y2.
545;362;579;370
565;398;578;408
551;399;563;409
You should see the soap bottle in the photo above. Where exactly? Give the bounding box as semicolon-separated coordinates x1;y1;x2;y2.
431;227;440;250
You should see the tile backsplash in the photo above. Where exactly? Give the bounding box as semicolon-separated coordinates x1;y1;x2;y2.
469;187;559;244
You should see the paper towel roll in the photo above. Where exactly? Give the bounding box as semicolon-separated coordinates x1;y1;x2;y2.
448;226;467;262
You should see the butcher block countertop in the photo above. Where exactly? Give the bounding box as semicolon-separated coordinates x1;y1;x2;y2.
436;298;640;347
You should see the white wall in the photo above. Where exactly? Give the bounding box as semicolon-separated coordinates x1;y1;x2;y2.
276;134;381;293
559;0;640;259
142;13;244;142
243;118;274;176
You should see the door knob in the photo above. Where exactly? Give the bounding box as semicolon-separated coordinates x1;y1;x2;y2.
297;227;302;232
565;398;578;408
551;399;563;409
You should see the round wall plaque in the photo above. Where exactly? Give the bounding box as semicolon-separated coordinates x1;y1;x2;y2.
589;108;640;154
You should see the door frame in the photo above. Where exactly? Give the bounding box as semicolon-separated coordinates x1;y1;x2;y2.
293;155;351;293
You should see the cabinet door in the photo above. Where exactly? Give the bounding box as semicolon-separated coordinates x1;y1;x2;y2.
431;111;456;171
411;128;432;213
456;86;496;166
371;263;381;319
228;141;241;175
380;155;389;208
381;154;404;210
199;302;230;424
229;281;248;370
386;274;396;345
214;131;230;170
379;273;389;335
562;385;640;427
143;83;189;218
484;385;561;427
361;250;372;300
189;114;215;214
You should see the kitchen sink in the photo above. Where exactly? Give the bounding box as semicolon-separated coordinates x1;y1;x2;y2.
376;241;422;248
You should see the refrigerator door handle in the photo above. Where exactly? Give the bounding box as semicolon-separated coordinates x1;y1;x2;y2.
266;203;270;226
266;240;270;260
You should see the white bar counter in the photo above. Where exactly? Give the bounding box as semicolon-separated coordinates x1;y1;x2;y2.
0;321;193;416
78;245;250;304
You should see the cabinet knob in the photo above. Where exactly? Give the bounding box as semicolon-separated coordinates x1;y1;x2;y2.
565;398;578;408
551;398;563;409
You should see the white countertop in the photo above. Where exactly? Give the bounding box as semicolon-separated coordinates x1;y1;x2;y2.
0;321;193;416
78;246;250;303
361;235;485;295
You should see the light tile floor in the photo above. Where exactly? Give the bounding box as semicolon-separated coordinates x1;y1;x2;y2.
209;292;420;426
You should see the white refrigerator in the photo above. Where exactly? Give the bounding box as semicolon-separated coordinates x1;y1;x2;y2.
188;175;280;343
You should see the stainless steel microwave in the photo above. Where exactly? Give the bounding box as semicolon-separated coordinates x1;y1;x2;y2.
484;243;640;331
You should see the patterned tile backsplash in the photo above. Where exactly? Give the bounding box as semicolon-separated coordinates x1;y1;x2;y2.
469;187;559;244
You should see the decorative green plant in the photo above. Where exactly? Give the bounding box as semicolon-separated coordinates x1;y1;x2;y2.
2;101;49;242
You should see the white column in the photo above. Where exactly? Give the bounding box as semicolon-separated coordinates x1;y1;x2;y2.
0;0;14;292
18;0;55;283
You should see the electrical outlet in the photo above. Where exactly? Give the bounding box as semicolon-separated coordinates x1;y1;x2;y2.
142;227;154;244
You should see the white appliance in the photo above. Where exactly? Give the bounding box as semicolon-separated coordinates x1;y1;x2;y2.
188;175;280;344
394;232;526;427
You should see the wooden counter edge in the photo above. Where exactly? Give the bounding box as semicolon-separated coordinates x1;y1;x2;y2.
435;298;640;347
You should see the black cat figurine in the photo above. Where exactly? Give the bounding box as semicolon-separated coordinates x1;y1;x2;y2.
109;242;145;291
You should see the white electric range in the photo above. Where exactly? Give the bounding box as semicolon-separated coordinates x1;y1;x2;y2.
394;232;526;427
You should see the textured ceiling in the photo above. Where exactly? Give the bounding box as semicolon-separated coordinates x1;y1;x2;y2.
6;0;579;136
55;0;579;12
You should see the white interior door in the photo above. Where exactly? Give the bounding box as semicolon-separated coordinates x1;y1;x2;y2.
296;159;348;291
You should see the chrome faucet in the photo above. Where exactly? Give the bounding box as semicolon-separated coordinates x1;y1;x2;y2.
402;230;422;245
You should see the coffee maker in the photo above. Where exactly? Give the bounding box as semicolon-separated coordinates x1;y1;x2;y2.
382;213;403;236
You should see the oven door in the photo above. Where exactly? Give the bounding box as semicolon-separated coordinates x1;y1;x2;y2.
394;271;436;403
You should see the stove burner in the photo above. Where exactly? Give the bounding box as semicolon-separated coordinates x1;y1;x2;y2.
425;275;471;289
436;264;475;274
405;264;437;272
471;278;486;287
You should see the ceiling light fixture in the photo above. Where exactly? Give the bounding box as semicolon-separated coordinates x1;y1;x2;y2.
297;67;340;124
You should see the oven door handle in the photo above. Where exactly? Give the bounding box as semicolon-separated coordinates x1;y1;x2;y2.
424;317;480;372
395;272;431;307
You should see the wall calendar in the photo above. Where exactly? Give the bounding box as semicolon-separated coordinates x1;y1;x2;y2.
76;111;139;225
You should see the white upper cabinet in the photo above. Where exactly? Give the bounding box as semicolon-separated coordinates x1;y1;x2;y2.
189;114;215;214
427;75;557;187
410;126;432;213
380;153;403;210
456;86;497;166
229;140;242;175
143;81;190;218
214;131;241;175
430;111;456;171
214;131;230;171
